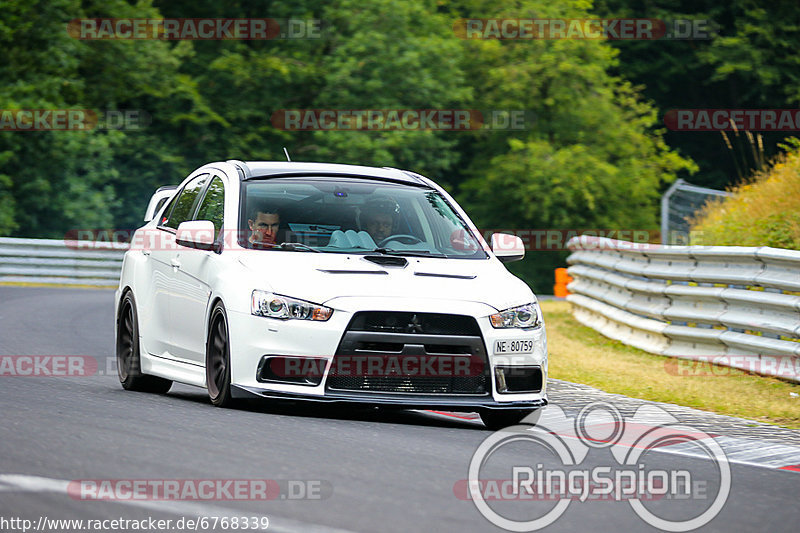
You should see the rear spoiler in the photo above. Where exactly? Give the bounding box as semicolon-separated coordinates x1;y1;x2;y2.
143;185;178;222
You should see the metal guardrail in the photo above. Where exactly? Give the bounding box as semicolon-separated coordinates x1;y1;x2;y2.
565;236;800;382
0;237;128;287
3;235;799;381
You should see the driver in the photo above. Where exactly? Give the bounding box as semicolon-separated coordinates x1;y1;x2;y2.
248;206;281;247
360;199;398;244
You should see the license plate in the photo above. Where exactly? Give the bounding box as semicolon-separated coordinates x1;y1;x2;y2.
494;339;534;355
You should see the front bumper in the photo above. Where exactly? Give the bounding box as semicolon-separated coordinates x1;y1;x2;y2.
227;297;548;407
231;385;548;411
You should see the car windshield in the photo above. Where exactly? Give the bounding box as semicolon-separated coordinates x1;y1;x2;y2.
239;177;487;259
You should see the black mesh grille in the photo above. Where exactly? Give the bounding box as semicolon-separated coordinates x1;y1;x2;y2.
347;312;481;336
326;375;487;395
327;312;489;396
424;344;472;355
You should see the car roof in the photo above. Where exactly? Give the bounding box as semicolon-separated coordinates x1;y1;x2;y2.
226;161;428;186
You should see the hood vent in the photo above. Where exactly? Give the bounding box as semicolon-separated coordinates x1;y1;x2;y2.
363;255;408;267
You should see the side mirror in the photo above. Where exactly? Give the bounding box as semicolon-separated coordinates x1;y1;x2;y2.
490;233;525;263
176;221;221;253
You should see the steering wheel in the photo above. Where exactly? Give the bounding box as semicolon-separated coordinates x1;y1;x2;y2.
378;234;422;247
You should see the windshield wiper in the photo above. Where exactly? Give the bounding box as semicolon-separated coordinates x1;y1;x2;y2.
277;242;321;252
370;248;447;258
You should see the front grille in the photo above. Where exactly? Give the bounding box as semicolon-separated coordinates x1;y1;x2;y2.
347;311;481;336
358;342;403;352
424;344;472;355
327;312;489;396
326;375;487;394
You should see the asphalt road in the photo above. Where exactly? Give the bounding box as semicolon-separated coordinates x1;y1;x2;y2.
1;286;799;532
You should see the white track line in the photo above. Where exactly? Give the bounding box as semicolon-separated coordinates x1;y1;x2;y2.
0;474;357;533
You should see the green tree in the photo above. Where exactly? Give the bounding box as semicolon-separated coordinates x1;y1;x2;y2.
594;0;800;188
453;0;694;291
0;0;216;235
0;0;698;293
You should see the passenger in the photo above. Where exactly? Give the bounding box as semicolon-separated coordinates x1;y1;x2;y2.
362;210;395;244
361;199;399;244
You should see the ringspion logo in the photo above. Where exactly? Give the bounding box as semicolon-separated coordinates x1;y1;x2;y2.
462;402;730;531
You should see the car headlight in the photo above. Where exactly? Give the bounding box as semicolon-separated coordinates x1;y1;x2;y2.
251;290;333;321
489;302;541;329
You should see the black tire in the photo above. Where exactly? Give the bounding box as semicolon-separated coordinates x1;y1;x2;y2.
206;301;236;407
479;409;540;431
116;291;173;394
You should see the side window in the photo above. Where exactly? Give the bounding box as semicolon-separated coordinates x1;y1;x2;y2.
163;174;209;230
153;197;169;217
158;193;179;227
195;176;225;233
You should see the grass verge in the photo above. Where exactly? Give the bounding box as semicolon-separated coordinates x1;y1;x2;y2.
690;138;800;249
542;300;800;429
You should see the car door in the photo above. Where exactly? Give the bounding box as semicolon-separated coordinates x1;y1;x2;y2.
150;173;209;361
169;174;226;364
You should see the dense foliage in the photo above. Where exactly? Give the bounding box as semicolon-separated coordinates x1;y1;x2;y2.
1;0;797;290
596;0;800;188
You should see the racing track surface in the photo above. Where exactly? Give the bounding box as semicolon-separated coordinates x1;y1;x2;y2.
1;286;799;532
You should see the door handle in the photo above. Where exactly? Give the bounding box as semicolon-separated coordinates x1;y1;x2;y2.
142;249;151;256
171;258;181;269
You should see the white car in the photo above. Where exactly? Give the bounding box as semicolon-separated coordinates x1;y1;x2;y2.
115;160;547;429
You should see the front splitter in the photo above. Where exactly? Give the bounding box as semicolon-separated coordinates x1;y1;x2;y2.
232;384;547;412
